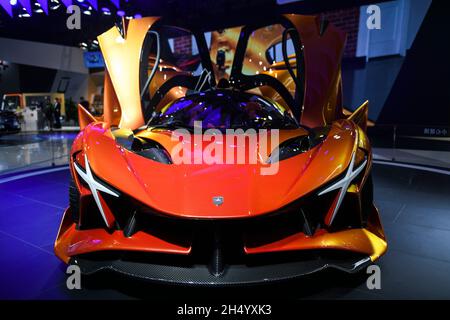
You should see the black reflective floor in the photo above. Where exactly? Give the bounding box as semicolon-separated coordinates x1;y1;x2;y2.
0;163;449;299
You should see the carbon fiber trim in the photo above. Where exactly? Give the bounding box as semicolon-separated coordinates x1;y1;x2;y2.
70;251;371;286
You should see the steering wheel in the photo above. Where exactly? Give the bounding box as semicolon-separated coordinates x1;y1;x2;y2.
232;73;296;111
144;71;296;123
143;74;209;121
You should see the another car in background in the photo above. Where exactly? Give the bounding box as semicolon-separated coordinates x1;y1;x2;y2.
0;96;21;135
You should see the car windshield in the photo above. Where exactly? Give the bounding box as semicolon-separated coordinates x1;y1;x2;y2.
148;89;298;130
139;22;304;123
1;96;20;112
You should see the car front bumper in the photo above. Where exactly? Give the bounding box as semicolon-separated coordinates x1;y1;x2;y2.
55;206;386;285
70;251;372;286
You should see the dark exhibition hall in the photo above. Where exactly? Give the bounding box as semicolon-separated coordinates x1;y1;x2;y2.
0;0;449;310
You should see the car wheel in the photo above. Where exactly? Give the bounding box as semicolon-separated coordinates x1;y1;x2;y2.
361;173;374;226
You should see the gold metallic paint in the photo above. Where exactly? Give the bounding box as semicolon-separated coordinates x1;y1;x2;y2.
55;15;387;265
98;17;160;130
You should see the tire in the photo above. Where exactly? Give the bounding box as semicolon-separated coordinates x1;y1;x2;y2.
69;175;80;223
361;173;374;226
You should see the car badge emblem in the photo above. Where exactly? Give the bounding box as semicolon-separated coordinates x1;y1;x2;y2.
213;196;224;206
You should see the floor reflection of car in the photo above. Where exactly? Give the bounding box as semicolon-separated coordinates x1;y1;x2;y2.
0;99;21;135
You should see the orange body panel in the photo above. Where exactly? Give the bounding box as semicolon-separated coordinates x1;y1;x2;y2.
71;120;355;219
55;207;386;263
55;208;191;264
55;118;386;262
245;226;386;261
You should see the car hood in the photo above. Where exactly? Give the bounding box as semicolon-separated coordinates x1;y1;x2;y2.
75;121;357;219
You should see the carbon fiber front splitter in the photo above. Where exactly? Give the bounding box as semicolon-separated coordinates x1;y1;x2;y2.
70;251;372;286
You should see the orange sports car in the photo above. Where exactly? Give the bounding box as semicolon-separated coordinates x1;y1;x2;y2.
54;14;387;285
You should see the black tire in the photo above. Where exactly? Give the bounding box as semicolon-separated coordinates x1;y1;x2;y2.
361;173;374;226
69;175;80;223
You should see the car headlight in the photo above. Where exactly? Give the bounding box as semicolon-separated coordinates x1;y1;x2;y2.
267;126;330;163
267;135;309;163
131;137;173;164
112;129;172;164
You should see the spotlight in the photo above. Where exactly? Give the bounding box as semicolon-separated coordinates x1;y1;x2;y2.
50;0;60;10
117;10;125;17
34;8;44;13
9;0;17;5
50;0;61;10
101;7;111;15
83;10;91;15
134;14;142;19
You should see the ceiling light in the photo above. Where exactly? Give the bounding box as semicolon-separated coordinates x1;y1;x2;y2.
101;7;111;15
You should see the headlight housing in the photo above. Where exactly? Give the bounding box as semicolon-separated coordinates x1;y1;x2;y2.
267;126;331;163
131;137;172;164
112;128;173;164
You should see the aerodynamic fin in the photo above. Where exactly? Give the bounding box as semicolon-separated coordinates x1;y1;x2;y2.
78;104;96;130
348;100;369;132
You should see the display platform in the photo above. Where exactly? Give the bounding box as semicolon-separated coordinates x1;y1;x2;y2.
0;132;76;174
0;163;449;299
